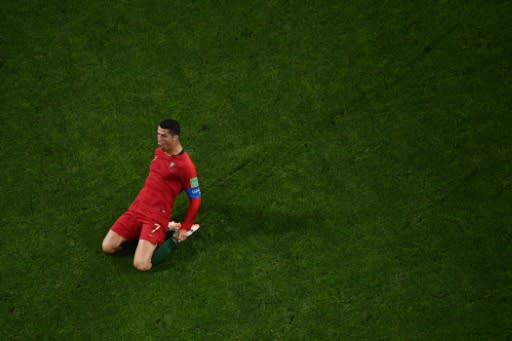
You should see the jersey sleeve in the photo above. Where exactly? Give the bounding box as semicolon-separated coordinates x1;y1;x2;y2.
181;160;202;230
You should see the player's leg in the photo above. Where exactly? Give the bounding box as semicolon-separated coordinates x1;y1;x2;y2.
102;230;127;254
102;211;139;254
133;221;200;270
151;222;201;266
133;221;167;271
151;238;178;266
133;239;158;271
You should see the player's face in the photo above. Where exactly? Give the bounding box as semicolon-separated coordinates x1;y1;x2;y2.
157;127;176;153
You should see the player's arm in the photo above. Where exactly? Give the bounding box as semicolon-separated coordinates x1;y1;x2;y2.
175;174;202;241
181;195;201;231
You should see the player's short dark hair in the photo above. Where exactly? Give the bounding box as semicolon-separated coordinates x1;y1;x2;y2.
160;119;180;135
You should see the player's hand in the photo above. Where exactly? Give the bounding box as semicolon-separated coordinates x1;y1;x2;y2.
168;221;182;231
175;229;189;242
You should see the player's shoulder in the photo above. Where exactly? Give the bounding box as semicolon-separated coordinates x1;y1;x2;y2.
181;151;198;170
182;151;195;162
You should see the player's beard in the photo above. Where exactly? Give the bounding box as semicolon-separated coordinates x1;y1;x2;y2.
159;143;172;154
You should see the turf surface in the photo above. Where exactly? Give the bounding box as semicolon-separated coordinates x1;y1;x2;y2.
1;0;511;339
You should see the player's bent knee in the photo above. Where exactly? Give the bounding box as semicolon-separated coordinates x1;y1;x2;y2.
102;242;116;254
102;230;124;254
133;259;152;272
133;239;157;271
101;237;118;254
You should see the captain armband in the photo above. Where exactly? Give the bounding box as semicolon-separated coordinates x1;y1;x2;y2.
185;187;201;199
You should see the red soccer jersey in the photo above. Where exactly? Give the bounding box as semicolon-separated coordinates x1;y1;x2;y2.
128;148;201;230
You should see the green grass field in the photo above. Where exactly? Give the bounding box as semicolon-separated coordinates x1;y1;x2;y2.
1;0;511;339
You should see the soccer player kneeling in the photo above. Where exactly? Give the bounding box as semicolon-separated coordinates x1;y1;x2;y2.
101;119;202;271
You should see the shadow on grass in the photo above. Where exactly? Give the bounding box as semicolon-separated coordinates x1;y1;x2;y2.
201;202;314;239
